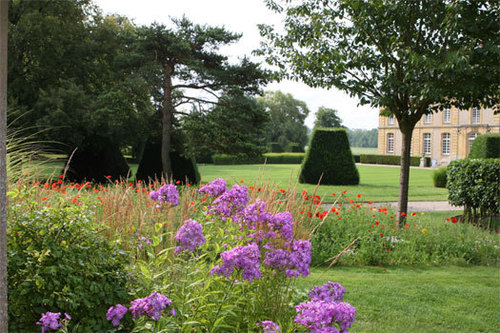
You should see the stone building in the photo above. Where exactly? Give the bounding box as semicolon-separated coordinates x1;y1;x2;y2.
378;107;500;166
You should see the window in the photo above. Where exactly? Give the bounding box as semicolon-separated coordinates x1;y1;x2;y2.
468;133;479;151
387;133;394;153
388;115;394;125
441;133;450;155
471;108;480;124
423;133;431;155
424;113;432;124
443;108;451;123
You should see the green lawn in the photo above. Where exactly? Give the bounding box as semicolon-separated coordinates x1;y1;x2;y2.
297;266;500;333
198;164;447;203
351;147;378;155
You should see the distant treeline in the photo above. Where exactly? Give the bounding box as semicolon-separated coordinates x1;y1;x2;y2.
347;128;378;148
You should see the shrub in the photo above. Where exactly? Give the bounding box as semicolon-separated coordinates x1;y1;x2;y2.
135;140;200;184
268;142;284;153
7;198;130;332
64;135;130;183
359;154;429;166
285;142;304;153
212;153;304;165
299;128;359;185
447;159;500;223
469;133;500;159
433;166;447;188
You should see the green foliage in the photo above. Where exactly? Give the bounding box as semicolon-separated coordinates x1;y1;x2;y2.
285;142;303;153
212;153;305;165
268;142;284;153
7;196;130;331
300;128;359;185
433;167;448;188
135;140;200;184
313;107;343;128
360;154;429;167
469;133;500;159
257;91;310;151
64;135;130;184
447;159;500;222
348;129;378;148
311;206;499;267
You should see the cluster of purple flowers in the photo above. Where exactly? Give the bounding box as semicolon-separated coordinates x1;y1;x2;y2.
198;178;227;197
263;240;312;278
106;292;175;327
174;219;206;254
210;184;249;218
149;184;180;206
210;243;261;282
137;236;151;249
240;200;294;241
295;282;356;332
36;312;71;333
257;320;281;332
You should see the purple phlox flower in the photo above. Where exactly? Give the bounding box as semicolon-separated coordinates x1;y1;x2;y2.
106;304;128;327
175;219;206;254
36;312;70;333
137;236;151;249
264;239;311;278
240;201;294;241
309;282;345;303
149;184;180;206
257;320;281;333
198;178;228;197
210;184;249;218
210;243;261;282
240;200;269;229
295;300;356;332
268;212;294;240
129;292;174;321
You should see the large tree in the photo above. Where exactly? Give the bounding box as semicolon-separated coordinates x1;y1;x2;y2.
257;90;310;151
314;106;343;128
0;0;7;329
137;18;268;178
260;0;499;223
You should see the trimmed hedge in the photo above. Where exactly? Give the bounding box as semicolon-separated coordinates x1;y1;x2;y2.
268;142;284;153
212;153;305;165
469;133;500;159
360;154;431;167
285;142;304;153
447;158;500;222
433;166;448;188
299;128;359;185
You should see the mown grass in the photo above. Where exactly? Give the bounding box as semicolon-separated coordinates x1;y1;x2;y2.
351;147;378;155
298;266;500;332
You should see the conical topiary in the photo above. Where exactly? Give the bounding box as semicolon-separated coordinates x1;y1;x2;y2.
135;139;200;185
299;128;359;185
63;135;130;183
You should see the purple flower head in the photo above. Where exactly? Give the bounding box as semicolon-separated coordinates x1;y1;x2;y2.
175;219;206;254
240;200;269;229
309;282;345;303
295;300;356;332
264;239;311;278
269;212;294;241
149;184;180;206
106;304;128;327
129;292;174;321
198;178;227;197
257;320;281;332
36;312;70;333
210;243;261;282
210;184;249;218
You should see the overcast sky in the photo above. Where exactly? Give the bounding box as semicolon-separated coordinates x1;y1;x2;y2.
95;0;379;130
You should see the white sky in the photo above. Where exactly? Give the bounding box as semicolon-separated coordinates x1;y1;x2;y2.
95;0;379;129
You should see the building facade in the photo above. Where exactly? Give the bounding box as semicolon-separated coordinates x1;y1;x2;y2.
378;107;500;166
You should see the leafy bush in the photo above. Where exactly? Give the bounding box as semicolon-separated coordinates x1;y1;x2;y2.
64;135;130;183
433;166;447;188
7;196;130;332
469;133;500;159
268;142;284;153
300;128;359;185
360;154;429;166
447;159;500;223
285;142;304;153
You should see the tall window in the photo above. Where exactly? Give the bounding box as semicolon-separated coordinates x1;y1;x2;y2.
441;133;450;155
387;133;394;153
471;108;480;124
468;133;479;151
388;115;394;125
423;133;431;155
443;108;451;123
424;113;432;124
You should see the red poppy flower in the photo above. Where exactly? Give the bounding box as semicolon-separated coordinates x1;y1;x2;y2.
379;233;384;237
387;248;392;252
375;221;380;226
357;194;361;198
451;217;458;223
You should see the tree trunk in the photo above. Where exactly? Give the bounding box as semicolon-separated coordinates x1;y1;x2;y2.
161;63;173;179
397;126;413;226
0;0;8;329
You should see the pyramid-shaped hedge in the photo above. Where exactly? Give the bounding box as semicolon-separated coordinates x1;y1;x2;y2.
135;140;200;185
64;135;130;183
299;128;359;185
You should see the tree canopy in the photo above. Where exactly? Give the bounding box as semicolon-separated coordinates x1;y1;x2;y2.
260;0;499;222
314;106;343;128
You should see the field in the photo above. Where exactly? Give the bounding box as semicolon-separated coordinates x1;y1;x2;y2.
351;147;378;155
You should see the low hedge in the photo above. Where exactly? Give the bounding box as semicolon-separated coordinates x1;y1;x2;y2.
360;154;431;167
212;153;305;165
469;133;500;159
433;166;448;188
